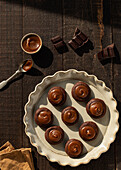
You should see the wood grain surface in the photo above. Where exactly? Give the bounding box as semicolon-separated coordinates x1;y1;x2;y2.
0;0;120;169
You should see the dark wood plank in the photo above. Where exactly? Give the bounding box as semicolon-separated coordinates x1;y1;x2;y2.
63;0;115;170
22;1;63;170
112;0;121;169
0;0;23;148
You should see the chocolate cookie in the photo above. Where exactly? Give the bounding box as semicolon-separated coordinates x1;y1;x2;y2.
48;86;66;106
45;126;64;145
86;98;106;118
65;139;83;158
79;121;98;141
72;81;91;102
34;107;53;127
61;106;79;126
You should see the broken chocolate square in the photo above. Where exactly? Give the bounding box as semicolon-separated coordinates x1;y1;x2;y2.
54;41;65;49
51;35;68;53
97;43;116;61
97;51;103;60
103;48;108;59
51;35;62;44
69;28;89;51
74;27;80;36
77;32;88;42
68;40;79;50
72;36;83;46
108;44;115;58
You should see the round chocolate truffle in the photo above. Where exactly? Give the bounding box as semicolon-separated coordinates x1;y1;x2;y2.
61;106;79;126
65;139;83;158
45;126;64;145
86;98;106;118
72;81;91;102
48;86;66;106
79;121;98;141
34;107;53;127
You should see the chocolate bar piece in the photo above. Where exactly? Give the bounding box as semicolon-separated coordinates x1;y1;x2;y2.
108;44;115;57
74;28;88;42
74;28;80;36
69;28;89;51
72;36;83;46
68;40;79;50
77;32;88;42
51;35;62;44
54;41;65;49
103;48;108;58
51;35;68;53
97;43;116;61
97;51;103;60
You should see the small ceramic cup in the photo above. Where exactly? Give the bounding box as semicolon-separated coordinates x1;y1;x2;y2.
21;33;42;54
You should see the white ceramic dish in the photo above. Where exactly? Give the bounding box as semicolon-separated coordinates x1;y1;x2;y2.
24;69;119;167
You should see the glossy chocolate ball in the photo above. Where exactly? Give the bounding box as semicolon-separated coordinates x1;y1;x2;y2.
34;107;53;127
61;106;79;126
86;98;106;118
65;139;83;158
45;126;64;145
72;81;91;102
48;86;66;106
79;121;98;141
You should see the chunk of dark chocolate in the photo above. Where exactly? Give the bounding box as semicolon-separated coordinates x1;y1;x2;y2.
103;48;108;58
97;43;116;61
97;51;103;60
69;28;89;51
108;47;115;57
74;27;80;36
77;32;88;42
68;40;79;50
51;35;62;44
51;35;68;53
54;41;65;49
72;36;83;46
108;44;115;57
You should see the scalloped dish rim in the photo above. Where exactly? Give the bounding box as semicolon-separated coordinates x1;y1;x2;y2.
23;69;119;167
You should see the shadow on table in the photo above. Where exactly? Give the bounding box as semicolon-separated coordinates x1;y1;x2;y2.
75;40;94;57
2;0;121;29
31;45;53;68
32;151;39;170
26;67;43;76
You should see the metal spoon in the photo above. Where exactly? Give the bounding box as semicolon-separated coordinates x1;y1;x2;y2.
0;59;33;90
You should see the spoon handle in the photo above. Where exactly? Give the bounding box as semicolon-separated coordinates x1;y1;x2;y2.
0;70;21;90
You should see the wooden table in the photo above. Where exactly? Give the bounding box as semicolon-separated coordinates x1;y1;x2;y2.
0;0;121;169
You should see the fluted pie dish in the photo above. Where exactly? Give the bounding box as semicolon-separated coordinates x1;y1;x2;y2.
24;69;119;167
